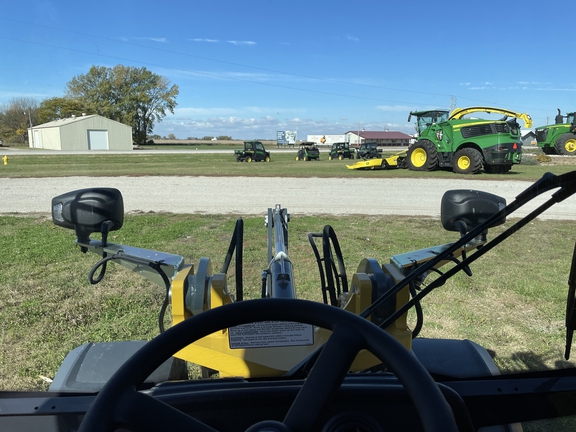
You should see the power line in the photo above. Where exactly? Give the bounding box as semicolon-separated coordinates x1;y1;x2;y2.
0;18;539;112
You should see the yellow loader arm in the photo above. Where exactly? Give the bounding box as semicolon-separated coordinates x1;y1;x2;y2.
449;106;533;128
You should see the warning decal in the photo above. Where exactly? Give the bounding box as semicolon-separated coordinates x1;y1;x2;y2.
229;321;314;349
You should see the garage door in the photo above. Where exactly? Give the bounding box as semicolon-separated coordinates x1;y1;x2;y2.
87;130;109;150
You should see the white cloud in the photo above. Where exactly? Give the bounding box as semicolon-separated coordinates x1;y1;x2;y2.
174;107;238;116
227;40;256;46
532;87;576;91
191;38;219;43
156;109;418;140
517;81;552;85
347;35;359;42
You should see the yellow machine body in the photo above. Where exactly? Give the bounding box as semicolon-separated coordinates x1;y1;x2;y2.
346;151;406;170
448;106;533;129
170;261;412;378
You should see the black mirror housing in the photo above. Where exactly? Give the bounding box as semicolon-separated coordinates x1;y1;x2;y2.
441;190;506;234
52;188;124;243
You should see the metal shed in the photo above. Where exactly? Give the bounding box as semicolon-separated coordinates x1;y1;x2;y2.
28;114;133;151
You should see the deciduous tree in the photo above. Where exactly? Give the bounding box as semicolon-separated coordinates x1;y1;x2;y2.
37;97;92;124
0;97;38;145
66;65;179;144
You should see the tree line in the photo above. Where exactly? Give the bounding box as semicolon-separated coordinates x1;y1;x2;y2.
0;65;178;146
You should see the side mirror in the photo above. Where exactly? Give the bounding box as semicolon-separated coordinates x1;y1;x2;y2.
52;188;124;243
441;190;506;235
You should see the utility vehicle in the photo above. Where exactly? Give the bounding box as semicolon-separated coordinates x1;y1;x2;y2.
407;107;532;174
355;142;382;159
328;141;355;160
535;109;576;155
295;141;320;161
234;140;271;162
4;171;576;431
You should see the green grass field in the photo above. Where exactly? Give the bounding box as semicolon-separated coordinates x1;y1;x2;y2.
0;146;572;180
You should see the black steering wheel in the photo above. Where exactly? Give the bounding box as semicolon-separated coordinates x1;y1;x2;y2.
78;298;458;432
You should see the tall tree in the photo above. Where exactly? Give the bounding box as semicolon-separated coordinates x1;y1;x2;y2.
66;65;179;144
0;97;38;145
37;97;92;125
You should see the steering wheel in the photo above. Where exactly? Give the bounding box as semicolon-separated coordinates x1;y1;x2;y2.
78;299;458;432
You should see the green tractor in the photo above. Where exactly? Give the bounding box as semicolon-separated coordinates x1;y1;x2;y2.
407;107;532;174
235;140;271;162
535;109;576;155
328;142;355;160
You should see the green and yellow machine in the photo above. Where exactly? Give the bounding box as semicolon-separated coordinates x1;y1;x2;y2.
407;107;532;174
234;140;271;162
295;141;320;161
535;109;576;155
328;142;355;160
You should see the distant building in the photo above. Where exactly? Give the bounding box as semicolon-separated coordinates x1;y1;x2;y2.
28;114;133;151
521;130;537;147
345;130;412;147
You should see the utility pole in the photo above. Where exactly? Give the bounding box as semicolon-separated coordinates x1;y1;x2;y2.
24;111;34;147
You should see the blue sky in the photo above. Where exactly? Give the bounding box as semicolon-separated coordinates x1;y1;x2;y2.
1;0;575;140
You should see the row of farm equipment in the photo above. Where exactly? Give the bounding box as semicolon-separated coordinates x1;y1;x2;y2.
234;140;378;163
234;107;576;174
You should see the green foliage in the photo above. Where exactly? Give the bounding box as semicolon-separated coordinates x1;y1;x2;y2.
217;135;232;140
66;65;179;144
37;97;92;124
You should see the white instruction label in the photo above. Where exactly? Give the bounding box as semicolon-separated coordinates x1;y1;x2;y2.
229;321;314;349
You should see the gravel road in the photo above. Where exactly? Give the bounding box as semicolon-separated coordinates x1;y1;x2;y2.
2;176;575;220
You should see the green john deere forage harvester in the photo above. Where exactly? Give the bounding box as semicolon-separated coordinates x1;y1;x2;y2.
535;109;576;155
407;107;532;174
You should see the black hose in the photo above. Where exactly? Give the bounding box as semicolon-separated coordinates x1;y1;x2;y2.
308;225;348;306
221;219;244;301
87;253;171;333
88;254;112;284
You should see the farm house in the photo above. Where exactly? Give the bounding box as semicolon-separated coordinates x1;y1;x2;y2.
28;114;133;151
